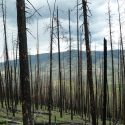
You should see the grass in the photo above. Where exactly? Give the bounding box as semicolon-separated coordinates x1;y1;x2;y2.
35;110;84;123
0;104;123;125
0;105;85;125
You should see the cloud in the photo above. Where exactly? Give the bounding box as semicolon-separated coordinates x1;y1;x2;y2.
0;0;125;60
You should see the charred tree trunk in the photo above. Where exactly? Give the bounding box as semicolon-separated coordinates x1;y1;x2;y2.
108;4;115;123
82;0;96;125
69;9;73;120
16;0;32;124
103;38;107;125
117;0;125;123
2;0;10;114
76;0;81;114
80;27;83;117
57;7;63;117
35;18;40;110
0;72;4;108
49;12;54;125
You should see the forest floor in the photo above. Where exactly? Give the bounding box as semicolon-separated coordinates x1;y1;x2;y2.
0;106;123;125
0;106;89;125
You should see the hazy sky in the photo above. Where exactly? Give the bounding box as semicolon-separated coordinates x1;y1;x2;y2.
0;0;125;60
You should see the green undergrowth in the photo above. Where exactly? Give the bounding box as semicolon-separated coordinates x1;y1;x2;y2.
0;105;85;125
0;105;123;125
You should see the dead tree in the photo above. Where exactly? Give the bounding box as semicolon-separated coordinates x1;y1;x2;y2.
2;0;10;114
16;0;32;124
48;8;53;125
82;0;96;125
103;38;107;125
68;9;73;120
57;7;63;118
35;18;40;110
76;0;81;114
108;3;115;123
117;0;125;123
0;72;4;108
80;29;83;118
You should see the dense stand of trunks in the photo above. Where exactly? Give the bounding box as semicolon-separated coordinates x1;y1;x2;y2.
0;0;125;125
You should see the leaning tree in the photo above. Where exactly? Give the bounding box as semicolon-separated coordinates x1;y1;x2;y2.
82;0;97;125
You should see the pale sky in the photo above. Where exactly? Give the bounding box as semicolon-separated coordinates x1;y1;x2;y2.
0;0;125;61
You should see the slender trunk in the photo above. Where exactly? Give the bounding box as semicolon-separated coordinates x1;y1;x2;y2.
117;0;125;123
0;72;4;108
35;18;40;110
29;52;34;119
76;0;81;114
108;4;115;123
49;14;54;125
103;38;107;125
2;0;10;114
57;7;62;117
80;27;83;117
69;9;73;120
14;39;18;108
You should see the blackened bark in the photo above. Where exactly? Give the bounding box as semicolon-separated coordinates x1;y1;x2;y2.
49;14;54;125
57;7;63;118
16;0;32;124
2;0;10;113
76;0;81;114
69;9;73;120
0;72;4;108
82;0;96;125
103;38;107;125
117;0;125;124
108;5;115;123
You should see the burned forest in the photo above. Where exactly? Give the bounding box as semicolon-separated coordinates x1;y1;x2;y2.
0;0;125;125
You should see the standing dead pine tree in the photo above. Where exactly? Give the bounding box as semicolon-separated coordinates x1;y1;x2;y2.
69;9;73;120
2;0;10;115
82;0;96;125
57;7;63;118
103;38;107;125
116;0;125;124
108;3;115;124
16;0;32;125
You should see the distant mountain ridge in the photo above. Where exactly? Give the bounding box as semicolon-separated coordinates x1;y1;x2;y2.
0;50;120;81
29;49;119;67
0;49;119;70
